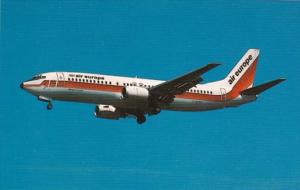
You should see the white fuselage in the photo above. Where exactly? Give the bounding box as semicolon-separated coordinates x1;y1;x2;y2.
21;71;256;112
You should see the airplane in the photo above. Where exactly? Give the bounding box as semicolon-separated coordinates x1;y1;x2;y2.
20;49;285;124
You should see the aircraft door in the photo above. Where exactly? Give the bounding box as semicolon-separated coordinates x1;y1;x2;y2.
220;88;226;104
56;72;65;87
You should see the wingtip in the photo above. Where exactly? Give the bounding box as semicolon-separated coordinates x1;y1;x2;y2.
277;78;286;83
208;63;221;67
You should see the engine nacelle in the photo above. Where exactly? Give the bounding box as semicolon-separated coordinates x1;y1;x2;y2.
122;86;149;101
94;105;122;120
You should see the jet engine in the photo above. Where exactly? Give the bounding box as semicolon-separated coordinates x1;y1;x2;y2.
122;86;149;101
94;104;123;120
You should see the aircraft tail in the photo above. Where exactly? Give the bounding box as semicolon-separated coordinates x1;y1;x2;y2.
224;49;260;94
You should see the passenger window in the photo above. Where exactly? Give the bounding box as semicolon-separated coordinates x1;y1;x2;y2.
49;80;56;87
109;82;112;85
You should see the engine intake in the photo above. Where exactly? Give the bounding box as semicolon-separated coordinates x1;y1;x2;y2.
122;86;149;101
94;105;122;120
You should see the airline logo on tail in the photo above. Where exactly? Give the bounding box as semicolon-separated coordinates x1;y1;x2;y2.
228;54;253;85
225;48;260;88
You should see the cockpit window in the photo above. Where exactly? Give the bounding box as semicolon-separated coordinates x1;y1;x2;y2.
31;75;46;81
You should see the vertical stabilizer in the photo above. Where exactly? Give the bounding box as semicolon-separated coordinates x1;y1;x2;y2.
224;49;259;93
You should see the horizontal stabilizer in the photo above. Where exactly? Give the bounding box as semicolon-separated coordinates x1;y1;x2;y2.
240;78;285;96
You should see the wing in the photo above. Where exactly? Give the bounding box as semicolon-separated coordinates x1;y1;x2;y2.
150;63;220;103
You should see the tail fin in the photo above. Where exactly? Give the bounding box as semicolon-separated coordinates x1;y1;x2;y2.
225;49;260;93
240;78;285;96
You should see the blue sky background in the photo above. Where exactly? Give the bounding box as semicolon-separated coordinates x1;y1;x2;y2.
1;1;300;189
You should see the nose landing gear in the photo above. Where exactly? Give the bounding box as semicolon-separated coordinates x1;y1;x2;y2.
37;96;53;110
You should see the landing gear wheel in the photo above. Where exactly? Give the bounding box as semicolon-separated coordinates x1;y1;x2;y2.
47;103;53;110
136;114;146;124
151;107;161;115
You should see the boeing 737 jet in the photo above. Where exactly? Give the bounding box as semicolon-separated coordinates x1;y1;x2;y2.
20;49;285;124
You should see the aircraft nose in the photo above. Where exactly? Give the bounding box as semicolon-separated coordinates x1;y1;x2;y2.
20;82;24;89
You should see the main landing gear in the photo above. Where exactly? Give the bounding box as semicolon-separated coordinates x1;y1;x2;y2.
46;102;53;110
136;114;146;124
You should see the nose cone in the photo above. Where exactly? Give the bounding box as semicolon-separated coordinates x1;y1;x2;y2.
20;82;24;89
